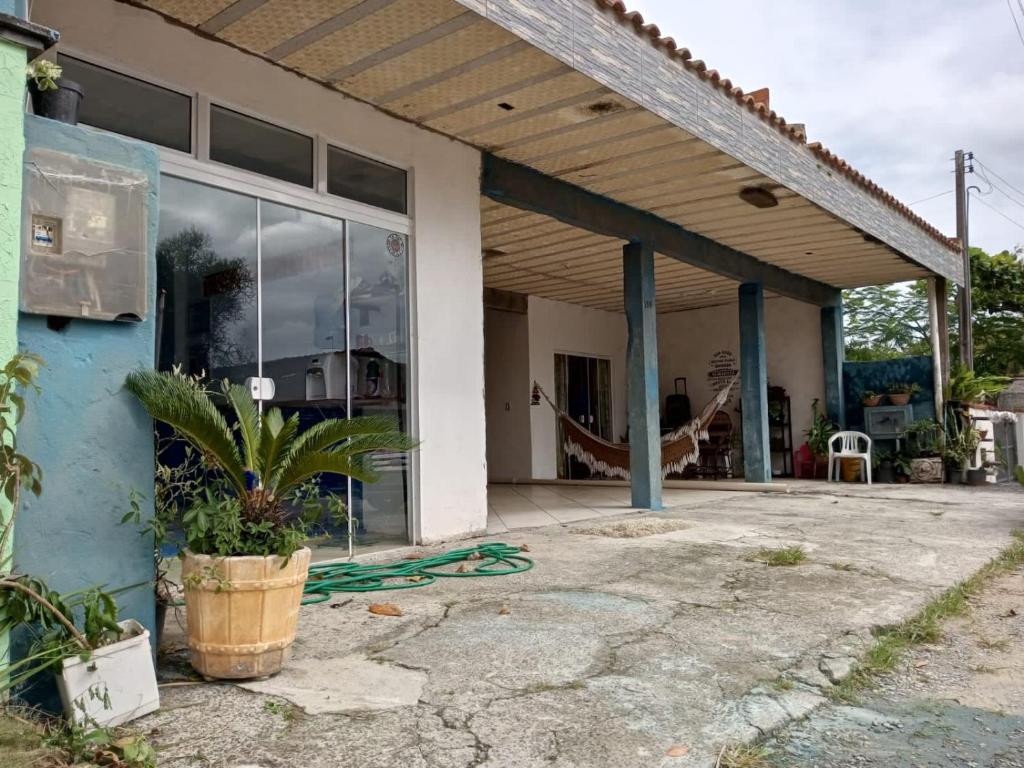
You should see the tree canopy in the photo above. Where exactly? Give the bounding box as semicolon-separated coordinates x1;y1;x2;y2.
843;246;1024;376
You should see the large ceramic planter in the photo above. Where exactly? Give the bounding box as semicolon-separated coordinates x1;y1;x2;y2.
182;547;311;679
57;619;159;727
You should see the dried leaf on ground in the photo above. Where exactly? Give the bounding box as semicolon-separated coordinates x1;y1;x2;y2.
455;563;471;573
519;543;531;552
467;552;483;561
404;552;427;560
406;575;427;583
666;745;690;757
369;603;403;617
498;606;511;615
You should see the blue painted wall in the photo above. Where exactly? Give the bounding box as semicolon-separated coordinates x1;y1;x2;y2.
14;116;158;703
842;355;935;430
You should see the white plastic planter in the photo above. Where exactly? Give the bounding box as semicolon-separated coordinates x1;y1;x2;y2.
57;619;160;727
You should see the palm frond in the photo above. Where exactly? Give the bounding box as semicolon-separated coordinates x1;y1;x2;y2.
273;450;379;497
259;408;299;482
224;382;261;475
125;369;246;493
342;431;419;456
286;415;403;455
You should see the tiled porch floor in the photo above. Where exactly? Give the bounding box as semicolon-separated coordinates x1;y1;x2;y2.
486;482;750;533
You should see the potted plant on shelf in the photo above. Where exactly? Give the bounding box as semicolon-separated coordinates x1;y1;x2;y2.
0;352;158;726
861;390;883;407
125;368;415;679
803;399;837;479
886;382;920;407
946;365;1010;412
26;59;84;125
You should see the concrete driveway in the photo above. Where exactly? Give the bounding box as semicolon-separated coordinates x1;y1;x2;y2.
147;482;1024;768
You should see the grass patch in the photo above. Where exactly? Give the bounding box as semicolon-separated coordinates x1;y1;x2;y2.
770;677;794;692
830;529;1024;702
0;710;52;768
746;545;807;567
263;699;298;721
717;743;772;767
976;635;1011;651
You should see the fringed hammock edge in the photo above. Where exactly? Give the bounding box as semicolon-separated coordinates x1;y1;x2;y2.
536;375;738;480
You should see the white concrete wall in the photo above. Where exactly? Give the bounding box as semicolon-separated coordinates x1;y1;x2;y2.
658;296;825;471
484;308;532;481
35;0;487;543
527;296;628;479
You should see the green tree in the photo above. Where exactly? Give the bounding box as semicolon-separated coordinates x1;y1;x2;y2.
842;245;1024;376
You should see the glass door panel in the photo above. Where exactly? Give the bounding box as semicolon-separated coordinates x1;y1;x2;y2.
157;176;258;381
348;222;410;548
258;201;349;547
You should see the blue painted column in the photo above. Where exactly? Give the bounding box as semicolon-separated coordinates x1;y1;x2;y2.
739;283;770;483
820;293;846;428
623;241;662;510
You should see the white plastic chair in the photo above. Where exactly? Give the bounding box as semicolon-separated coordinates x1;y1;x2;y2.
827;431;872;484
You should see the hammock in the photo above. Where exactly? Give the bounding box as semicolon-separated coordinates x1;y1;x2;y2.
536;375;738;480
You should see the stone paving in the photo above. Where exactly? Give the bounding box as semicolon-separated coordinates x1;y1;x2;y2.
146;482;1024;768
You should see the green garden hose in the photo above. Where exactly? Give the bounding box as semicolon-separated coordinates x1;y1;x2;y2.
301;542;533;604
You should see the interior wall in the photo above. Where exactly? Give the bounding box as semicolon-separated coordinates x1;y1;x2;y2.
527;296;628;480
31;0;487;543
484;307;532;481
658;296;825;460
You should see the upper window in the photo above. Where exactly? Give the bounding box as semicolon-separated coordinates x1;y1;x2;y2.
327;145;407;214
209;105;314;188
57;55;192;153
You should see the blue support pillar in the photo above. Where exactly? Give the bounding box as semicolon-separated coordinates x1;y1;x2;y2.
821;294;846;428
623;241;662;510
739;283;771;483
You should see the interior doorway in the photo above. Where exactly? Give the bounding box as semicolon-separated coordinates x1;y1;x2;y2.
554;353;612;479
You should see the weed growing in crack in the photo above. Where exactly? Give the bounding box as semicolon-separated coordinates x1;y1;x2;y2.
716;743;772;767
828;562;855;571
976;635;1011;651
830;529;1024;702
263;699;297;722
746;546;807;567
771;677;794;692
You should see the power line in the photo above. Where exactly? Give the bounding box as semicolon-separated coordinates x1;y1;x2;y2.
1009;0;1024;48
972;193;1024;233
908;189;953;206
975;158;1024;204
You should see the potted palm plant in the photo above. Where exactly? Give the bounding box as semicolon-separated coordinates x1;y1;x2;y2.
125;369;414;679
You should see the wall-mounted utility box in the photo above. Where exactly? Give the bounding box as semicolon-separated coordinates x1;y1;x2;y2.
21;147;149;322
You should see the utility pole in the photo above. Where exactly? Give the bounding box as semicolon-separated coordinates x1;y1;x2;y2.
954;149;974;371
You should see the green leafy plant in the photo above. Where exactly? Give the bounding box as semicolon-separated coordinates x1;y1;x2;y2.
803;398;837;458
887;381;921;396
943;415;981;470
905;417;944;458
124;368;416;559
0;351;125;696
25;59;62;91
42;706;157;768
947;364;1010;406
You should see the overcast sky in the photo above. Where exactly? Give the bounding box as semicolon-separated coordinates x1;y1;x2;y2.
624;0;1024;254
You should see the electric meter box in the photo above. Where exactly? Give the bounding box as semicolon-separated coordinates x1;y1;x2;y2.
21;147;149;322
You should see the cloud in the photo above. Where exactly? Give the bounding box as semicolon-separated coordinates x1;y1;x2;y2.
624;0;1024;253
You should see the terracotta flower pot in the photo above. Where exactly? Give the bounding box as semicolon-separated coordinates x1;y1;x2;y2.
888;393;912;406
862;395;883;407
182;547;311;679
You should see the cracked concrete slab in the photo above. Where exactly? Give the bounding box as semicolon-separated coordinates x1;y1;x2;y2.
146;482;1024;767
238;656;427;714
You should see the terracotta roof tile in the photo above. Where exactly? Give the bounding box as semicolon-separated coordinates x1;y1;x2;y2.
595;0;957;251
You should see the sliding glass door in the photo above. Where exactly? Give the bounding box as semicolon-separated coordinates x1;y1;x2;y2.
156;175;411;550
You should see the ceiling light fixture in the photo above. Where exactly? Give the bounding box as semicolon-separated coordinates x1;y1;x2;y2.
738;187;779;209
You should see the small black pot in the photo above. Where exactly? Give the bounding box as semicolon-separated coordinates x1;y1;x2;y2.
967;468;989;486
946;463;966;484
876;461;895;484
28;78;84;125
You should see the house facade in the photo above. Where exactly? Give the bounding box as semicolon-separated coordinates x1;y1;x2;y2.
0;0;959;637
